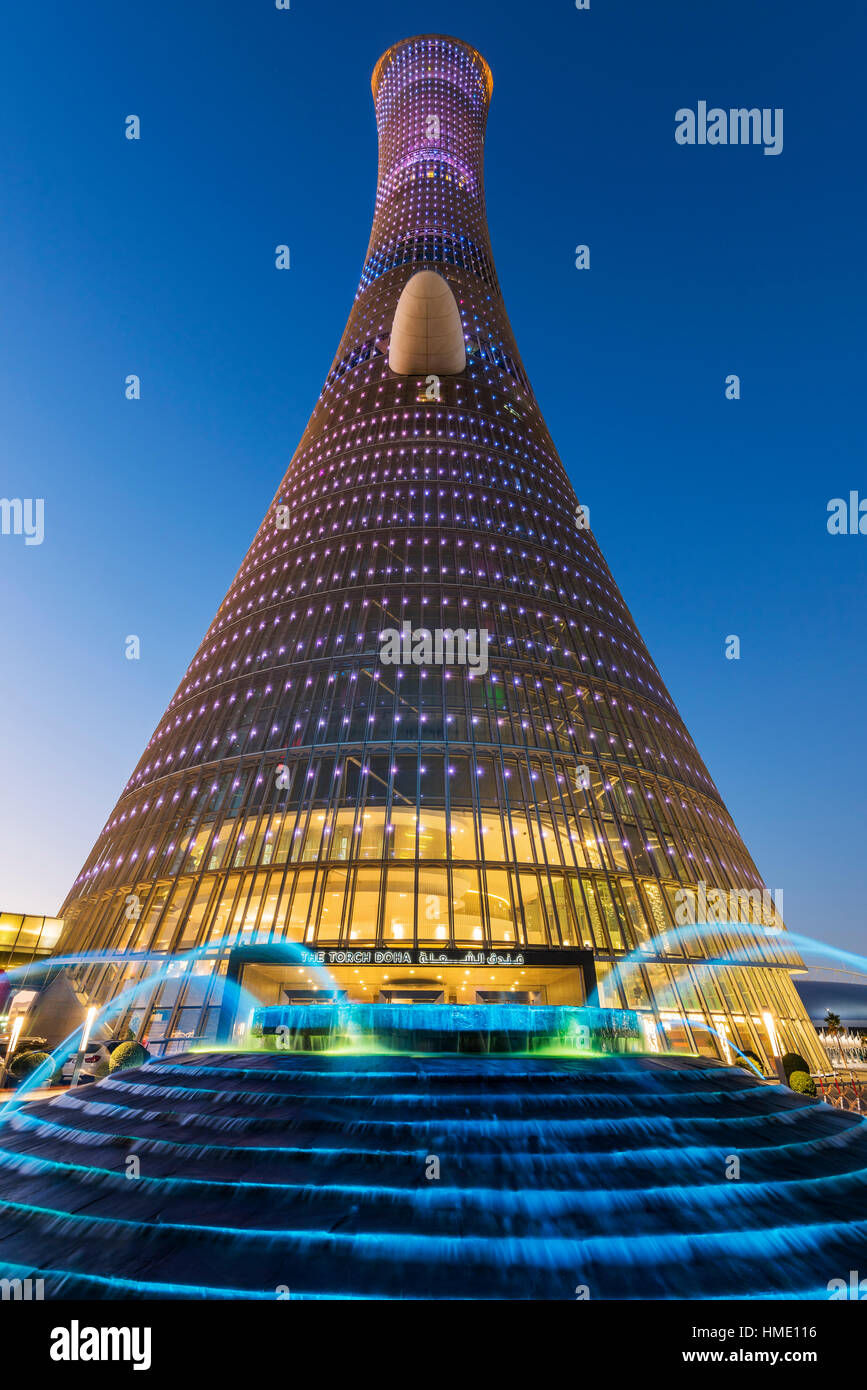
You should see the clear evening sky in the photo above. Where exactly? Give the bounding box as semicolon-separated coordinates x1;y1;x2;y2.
0;1;864;960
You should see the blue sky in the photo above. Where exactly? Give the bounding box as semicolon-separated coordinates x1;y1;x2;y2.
0;1;864;961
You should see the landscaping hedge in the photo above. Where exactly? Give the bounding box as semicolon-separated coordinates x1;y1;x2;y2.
788;1070;817;1097
109;1041;150;1072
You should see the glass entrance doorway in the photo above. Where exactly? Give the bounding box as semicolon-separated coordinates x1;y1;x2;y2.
238;961;587;1010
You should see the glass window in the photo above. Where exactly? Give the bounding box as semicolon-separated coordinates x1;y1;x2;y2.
516;872;547;945
177;878;215;951
417;866;450;941
418;809;448;859
348;866;382;941
382;867;415;942
152;881;193;953
483;868;515;944
287;871;317;941
453;867;485;945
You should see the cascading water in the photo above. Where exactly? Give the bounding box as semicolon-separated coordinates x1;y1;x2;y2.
0;1049;865;1299
4;924;867;1297
252;1002;640;1054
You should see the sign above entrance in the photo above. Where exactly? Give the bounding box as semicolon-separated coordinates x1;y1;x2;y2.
227;943;594;971
230;939;591;973
305;948;561;968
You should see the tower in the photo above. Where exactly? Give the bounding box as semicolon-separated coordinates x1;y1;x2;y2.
56;35;824;1070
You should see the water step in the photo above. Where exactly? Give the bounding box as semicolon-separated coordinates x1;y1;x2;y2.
0;1052;863;1299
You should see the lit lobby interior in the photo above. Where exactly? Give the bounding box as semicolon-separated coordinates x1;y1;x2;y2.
240;961;587;1007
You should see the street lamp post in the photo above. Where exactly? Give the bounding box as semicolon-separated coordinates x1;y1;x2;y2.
69;1006;98;1088
762;1010;787;1084
0;1014;25;1089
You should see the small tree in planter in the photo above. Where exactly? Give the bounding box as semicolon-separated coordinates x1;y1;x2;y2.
781;1051;811;1082
109;1041;150;1072
8;1050;52;1083
788;1070;817;1097
738;1049;766;1076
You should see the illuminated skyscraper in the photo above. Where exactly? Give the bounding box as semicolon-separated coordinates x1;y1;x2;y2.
56;35;824;1069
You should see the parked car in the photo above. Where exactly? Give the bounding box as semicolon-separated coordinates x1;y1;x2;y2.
60;1039;123;1084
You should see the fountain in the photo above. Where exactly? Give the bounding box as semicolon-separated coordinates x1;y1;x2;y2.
0;931;866;1298
253;1001;641;1054
0;1047;866;1299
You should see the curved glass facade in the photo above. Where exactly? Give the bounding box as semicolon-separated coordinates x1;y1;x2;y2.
57;35;825;1070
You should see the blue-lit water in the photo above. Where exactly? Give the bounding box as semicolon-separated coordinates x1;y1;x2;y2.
254;1001;640;1051
7;917;867;1103
0;1050;865;1299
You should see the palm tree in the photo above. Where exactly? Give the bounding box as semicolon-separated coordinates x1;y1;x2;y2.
824;1011;842;1036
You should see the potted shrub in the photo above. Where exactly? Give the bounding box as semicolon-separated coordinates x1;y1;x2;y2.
788;1070;817;1097
108;1041;150;1072
781;1051;810;1082
7;1049;52;1083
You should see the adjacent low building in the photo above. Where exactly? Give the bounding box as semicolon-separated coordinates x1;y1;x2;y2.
0;910;65;1048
